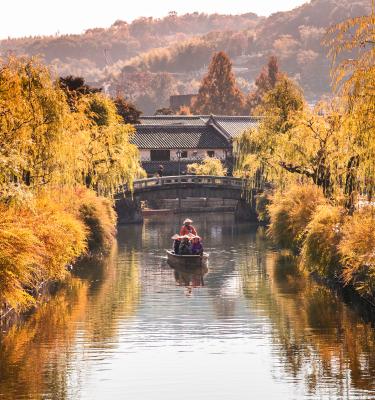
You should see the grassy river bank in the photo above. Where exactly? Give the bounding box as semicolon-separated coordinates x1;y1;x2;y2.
264;184;375;305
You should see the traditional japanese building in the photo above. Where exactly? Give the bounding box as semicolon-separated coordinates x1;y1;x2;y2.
131;115;262;175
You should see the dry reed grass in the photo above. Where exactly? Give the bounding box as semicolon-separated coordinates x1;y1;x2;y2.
0;186;117;313
339;206;375;295
267;184;327;252
300;205;343;278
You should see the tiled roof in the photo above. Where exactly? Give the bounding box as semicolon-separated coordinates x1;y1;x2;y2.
139;116;209;126
132;125;229;149
208;116;263;138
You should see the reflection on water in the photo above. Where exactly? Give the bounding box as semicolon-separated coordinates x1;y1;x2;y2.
1;213;375;399
173;266;208;287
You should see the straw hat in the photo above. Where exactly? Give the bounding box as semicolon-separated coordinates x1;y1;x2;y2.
183;218;193;224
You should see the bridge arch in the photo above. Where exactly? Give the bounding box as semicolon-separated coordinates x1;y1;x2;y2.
115;175;260;224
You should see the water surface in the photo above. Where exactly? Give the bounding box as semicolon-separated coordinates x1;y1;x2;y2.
1;213;375;400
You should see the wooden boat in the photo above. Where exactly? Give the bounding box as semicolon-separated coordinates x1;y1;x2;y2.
166;250;209;269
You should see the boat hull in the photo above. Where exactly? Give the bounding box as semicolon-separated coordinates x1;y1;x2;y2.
166;250;208;269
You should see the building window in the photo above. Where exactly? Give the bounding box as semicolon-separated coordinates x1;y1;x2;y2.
207;150;215;158
180;151;188;158
150;150;170;161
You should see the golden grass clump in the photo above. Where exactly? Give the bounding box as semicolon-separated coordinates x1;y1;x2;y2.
0;205;43;310
0;197;87;312
33;194;88;279
73;188;117;254
0;186;118;313
267;184;327;252
300;205;343;278
339;207;375;296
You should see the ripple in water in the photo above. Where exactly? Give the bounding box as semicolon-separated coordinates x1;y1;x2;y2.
1;213;375;400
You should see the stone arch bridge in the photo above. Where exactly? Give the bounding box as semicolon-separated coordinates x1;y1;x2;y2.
115;175;262;224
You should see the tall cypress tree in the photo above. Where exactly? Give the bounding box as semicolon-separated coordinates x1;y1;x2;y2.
192;51;245;115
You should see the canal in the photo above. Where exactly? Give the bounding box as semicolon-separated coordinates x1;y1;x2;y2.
1;213;375;399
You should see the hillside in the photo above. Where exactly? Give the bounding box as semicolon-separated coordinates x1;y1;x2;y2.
0;13;260;74
1;0;371;113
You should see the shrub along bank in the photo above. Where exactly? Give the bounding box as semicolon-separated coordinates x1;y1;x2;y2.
267;184;375;302
0;187;116;314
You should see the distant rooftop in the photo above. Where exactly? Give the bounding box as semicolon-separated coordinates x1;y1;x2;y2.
132;124;228;149
134;115;263;149
139;115;209;126
207;115;263;139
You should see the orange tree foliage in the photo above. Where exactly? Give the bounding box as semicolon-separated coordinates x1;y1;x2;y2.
114;96;142;124
247;56;281;113
192;51;245;115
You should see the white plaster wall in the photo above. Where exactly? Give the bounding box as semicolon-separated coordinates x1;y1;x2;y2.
140;149;150;161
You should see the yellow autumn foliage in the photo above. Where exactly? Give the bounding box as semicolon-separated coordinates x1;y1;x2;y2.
187;157;227;176
300;205;343;278
0;195;87;311
339;207;375;295
0;55;145;313
267;184;327;252
0;186;121;313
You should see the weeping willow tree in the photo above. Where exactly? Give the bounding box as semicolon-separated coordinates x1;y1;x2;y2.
0;56;144;198
0;56;75;192
235;75;348;196
325;0;375;211
235;3;374;211
234;75;308;190
81;93;144;195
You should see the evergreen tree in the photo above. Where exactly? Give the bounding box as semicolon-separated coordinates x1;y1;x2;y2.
192;51;245;115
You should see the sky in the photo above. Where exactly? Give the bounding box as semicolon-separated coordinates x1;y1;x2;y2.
1;0;308;40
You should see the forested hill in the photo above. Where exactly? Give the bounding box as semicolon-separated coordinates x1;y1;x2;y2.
1;0;371;113
0;13;260;68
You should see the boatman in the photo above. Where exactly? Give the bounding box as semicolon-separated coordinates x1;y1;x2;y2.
180;218;197;236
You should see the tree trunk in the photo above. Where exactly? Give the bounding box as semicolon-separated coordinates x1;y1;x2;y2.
344;155;360;214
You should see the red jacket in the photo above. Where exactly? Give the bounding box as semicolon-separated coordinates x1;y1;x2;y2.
180;225;197;236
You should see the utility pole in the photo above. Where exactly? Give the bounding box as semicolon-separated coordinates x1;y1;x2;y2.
176;150;182;210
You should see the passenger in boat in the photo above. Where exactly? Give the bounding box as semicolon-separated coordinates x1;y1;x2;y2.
179;236;192;255
191;236;203;256
171;234;181;254
179;218;197;236
174;238;181;254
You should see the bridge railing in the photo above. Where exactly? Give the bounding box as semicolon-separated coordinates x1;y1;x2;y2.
133;175;245;191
